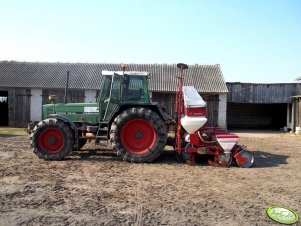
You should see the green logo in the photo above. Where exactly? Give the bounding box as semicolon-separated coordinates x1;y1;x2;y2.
267;206;299;225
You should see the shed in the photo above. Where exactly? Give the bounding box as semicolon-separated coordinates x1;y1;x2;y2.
226;82;298;129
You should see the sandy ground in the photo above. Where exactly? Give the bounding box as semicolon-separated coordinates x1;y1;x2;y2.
0;131;300;226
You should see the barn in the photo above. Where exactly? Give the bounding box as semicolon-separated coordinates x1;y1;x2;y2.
226;82;299;130
0;61;228;128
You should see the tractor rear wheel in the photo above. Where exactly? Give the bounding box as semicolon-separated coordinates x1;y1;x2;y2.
30;118;74;160
110;108;167;163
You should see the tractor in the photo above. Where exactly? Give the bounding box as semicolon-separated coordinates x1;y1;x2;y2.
30;65;174;163
30;63;254;167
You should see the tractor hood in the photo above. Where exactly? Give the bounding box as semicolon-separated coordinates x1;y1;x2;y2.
42;103;99;124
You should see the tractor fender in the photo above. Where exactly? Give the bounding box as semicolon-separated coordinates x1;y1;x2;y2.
106;104;174;139
153;104;175;124
113;103;175;125
48;114;78;139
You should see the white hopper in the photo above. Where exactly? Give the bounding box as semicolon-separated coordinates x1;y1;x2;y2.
181;86;207;133
216;134;239;152
183;86;207;108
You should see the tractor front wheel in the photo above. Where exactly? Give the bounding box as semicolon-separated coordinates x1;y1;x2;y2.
30;118;74;160
110;108;167;163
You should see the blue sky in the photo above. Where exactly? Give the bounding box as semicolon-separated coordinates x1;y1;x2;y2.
0;0;300;83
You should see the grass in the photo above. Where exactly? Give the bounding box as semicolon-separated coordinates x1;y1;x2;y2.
0;127;27;137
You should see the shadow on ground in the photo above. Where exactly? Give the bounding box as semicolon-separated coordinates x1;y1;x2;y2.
67;149;121;162
67;149;180;164
251;150;289;168
67;149;221;166
66;148;290;168
0;134;20;138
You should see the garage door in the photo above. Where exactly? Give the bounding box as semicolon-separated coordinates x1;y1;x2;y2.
227;103;287;129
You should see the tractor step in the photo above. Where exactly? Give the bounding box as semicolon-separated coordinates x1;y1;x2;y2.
95;135;108;146
98;127;108;132
95;126;108;145
96;135;108;140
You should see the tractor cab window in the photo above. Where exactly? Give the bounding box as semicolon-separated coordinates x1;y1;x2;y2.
123;76;148;102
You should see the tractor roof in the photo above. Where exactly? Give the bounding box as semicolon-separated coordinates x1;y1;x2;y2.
102;70;150;77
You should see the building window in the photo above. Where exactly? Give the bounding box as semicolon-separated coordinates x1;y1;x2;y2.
0;96;7;102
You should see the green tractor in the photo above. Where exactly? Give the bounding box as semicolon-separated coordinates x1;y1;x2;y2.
30;67;174;162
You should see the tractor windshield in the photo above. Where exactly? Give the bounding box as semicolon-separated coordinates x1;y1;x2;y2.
99;75;112;101
99;74;122;101
99;74;122;121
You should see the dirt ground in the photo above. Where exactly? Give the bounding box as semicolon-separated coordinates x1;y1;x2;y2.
0;131;300;226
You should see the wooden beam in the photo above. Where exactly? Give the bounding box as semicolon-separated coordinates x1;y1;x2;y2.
296;98;301;127
291;100;295;132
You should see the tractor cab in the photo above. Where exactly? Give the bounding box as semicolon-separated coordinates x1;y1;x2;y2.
98;71;151;122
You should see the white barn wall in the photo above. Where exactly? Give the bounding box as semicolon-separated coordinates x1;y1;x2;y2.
85;90;97;103
218;93;227;129
30;89;42;121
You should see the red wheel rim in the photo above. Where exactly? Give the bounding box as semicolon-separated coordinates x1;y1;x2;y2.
120;119;156;154
235;150;254;168
38;128;64;154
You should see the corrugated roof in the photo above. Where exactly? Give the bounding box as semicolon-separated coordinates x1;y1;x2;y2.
227;82;298;103
0;61;228;93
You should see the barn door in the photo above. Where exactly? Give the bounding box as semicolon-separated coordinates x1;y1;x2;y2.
9;89;31;127
203;94;219;127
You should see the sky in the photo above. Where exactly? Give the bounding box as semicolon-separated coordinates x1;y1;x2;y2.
0;0;300;83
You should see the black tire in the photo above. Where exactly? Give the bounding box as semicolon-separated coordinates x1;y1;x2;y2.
30;118;74;160
110;107;167;163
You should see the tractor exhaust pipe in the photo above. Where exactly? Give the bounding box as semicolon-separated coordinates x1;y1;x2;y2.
121;64;127;75
64;71;70;103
